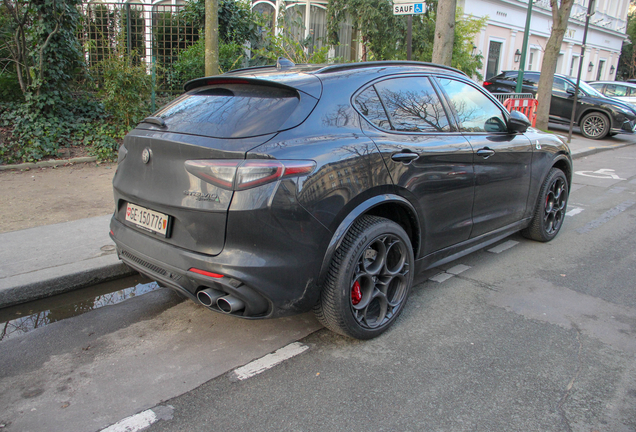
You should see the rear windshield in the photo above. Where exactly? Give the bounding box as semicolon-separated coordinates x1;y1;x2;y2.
152;84;300;138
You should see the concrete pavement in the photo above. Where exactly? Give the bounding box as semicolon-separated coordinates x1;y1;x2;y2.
0;129;634;309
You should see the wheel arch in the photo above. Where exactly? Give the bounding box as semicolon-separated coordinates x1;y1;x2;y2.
318;194;421;284
551;154;573;187
577;107;613;128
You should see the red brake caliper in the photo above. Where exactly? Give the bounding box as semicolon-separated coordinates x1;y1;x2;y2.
351;280;362;305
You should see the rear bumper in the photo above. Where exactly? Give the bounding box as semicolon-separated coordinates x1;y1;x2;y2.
110;207;331;318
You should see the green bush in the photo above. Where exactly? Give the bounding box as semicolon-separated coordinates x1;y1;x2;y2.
100;54;152;128
167;38;246;89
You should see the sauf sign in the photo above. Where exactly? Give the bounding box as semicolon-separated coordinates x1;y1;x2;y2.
393;0;427;15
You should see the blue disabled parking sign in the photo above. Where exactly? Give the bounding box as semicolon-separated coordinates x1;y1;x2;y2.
414;3;423;13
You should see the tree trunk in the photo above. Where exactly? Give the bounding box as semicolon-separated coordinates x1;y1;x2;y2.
361;35;368;61
205;0;219;76
535;0;575;131
432;0;456;66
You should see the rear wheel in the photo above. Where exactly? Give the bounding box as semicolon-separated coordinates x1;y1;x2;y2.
580;112;610;139
522;168;568;242
314;216;414;339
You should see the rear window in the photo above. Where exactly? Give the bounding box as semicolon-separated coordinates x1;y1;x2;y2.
153;84;300;138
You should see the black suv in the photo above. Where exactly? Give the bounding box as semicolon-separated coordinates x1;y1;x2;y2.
110;61;572;339
483;71;636;139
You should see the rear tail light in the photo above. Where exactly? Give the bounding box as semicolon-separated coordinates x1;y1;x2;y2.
185;159;316;191
482;81;492;87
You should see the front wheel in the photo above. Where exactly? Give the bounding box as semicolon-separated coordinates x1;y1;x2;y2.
313;216;414;339
580;112;610;140
522;168;568;242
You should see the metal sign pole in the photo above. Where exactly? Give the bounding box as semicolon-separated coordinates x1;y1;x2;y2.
568;0;595;143
407;15;412;60
516;0;534;94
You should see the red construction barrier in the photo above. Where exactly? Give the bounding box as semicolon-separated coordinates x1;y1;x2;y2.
503;98;538;127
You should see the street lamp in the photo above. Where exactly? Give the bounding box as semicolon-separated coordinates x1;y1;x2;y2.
610;65;615;75
514;49;522;63
588;62;594;72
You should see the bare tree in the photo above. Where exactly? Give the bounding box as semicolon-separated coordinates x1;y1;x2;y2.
535;0;576;130
432;0;456;65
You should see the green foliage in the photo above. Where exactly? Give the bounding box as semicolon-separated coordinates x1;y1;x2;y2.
328;0;405;61
617;10;636;80
253;8;330;65
405;6;485;79
167;38;246;88
180;0;260;44
100;53;151;129
0;72;23;102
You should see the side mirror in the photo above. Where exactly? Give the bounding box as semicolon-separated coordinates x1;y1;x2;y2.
508;110;531;133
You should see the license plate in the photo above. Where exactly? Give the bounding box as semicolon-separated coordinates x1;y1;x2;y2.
125;203;170;237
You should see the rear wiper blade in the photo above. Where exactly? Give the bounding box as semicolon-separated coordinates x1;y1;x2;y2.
141;116;166;128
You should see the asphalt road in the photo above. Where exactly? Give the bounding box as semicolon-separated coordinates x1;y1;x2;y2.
2;146;636;432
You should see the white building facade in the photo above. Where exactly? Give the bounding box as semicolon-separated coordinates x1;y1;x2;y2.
460;0;629;82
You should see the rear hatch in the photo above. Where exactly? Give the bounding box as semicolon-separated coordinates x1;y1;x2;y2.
113;76;320;256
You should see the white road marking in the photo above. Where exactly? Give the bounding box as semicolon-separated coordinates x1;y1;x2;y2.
233;342;309;381
430;272;454;283
487;240;519;254
566;207;584;217
446;264;471;275
575;169;625;180
100;409;157;432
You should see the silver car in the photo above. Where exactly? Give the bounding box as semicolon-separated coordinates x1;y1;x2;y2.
588;81;636;107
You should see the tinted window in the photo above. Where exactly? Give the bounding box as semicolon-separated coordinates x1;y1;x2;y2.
354;87;391;130
437;78;507;133
523;73;540;86
154;84;300;138
606;84;628;97
552;78;568;93
374;77;450;132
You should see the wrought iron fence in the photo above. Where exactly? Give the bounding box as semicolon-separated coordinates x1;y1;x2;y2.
77;2;199;95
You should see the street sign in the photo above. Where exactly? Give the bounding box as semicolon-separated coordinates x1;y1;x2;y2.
393;2;426;15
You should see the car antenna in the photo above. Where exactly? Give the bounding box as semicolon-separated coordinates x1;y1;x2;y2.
276;58;295;70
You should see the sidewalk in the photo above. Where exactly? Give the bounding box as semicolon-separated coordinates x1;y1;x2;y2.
0;130;634;309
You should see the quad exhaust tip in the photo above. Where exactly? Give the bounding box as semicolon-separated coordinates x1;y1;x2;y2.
217;295;245;313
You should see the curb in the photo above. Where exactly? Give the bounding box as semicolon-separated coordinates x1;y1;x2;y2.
0;258;136;309
570;141;635;159
0;156;98;171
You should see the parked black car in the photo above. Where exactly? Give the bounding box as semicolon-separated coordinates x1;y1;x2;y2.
110;61;572;339
483;71;636;139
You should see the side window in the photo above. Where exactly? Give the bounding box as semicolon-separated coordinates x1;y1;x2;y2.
523;73;539;87
354;87;391;130
374;77;451;132
614;85;628;97
552;78;567;93
436;78;507;133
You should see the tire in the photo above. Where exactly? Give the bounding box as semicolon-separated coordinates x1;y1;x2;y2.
313;216;414;339
522;168;568;242
580;112;610;140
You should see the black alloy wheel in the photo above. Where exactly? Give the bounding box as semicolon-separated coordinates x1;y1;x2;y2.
522;168;568;242
580;112;610;140
314;216;414;339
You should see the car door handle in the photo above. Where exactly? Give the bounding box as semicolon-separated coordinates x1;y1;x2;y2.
477;148;496;159
391;152;419;163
